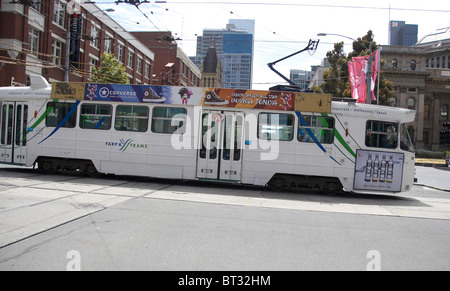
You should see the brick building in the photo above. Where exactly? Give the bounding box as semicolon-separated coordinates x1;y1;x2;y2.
0;0;155;86
131;31;200;87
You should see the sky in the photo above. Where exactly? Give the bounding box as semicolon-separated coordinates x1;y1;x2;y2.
93;0;450;90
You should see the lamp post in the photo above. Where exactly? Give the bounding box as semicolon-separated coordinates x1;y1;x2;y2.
317;33;373;104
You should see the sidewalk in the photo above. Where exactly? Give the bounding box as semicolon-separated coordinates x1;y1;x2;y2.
415;164;450;192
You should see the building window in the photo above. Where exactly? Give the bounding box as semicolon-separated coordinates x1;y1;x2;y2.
258;113;294;141
424;104;430;119
104;37;112;54
423;131;429;145
30;1;41;12
441;105;449;120
145;62;150;79
137;58;142;75
51;39;62;66
90;23;100;49
53;0;66;27
117;44;124;63
28;27;40;55
410;60;416;71
392;59;397;70
127;51;134;69
407;97;415;110
89;57;98;73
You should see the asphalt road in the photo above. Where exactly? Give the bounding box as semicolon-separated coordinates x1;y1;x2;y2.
0;165;449;271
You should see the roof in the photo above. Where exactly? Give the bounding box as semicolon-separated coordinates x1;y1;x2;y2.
202;46;219;73
416;27;450;45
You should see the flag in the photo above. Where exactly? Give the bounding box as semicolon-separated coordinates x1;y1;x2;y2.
348;57;367;103
348;50;379;103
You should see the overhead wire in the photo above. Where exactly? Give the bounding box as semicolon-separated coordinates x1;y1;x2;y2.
98;1;450;13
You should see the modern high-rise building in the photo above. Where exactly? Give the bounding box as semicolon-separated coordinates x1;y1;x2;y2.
389;20;418;46
191;19;254;89
290;69;314;91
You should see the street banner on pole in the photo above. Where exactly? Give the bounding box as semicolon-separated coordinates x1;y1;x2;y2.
348;50;379;103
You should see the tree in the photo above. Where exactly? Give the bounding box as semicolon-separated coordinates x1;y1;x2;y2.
321;41;349;97
320;30;393;105
90;53;129;84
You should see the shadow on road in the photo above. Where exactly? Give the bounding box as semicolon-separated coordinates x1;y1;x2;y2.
0;166;428;209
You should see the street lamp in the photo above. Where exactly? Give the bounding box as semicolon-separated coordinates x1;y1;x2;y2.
317;33;358;42
317;32;373;104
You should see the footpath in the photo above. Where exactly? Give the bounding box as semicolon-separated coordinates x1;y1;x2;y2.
415;158;450;191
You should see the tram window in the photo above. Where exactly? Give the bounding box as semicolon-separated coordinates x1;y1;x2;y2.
15;105;28;146
400;123;414;152
258;113;294;141
298;115;335;144
365;120;398;149
151;107;186;134
1;104;13;145
1;105;6;144
115;105;149;132
223;114;243;161
46;102;77;128
80;104;112;130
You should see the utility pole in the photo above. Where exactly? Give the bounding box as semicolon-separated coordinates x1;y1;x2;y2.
365;54;372;104
365;42;372;104
65;29;70;82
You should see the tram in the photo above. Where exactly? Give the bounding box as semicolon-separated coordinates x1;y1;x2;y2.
0;75;417;194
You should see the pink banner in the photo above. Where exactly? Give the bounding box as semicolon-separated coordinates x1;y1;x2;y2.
348;50;379;103
348;57;367;103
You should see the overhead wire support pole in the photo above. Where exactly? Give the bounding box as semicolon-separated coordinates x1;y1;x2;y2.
267;39;319;87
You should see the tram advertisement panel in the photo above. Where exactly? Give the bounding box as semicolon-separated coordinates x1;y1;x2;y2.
353;149;404;192
51;83;330;113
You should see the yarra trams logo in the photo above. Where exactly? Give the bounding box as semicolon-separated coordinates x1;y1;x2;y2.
105;139;148;152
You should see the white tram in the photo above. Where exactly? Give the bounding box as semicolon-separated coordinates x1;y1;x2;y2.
0;75;417;194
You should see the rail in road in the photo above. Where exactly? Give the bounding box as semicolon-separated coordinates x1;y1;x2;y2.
1;166;450;248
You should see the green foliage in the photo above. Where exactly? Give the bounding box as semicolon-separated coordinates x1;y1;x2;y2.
90;53;129;84
320;30;393;105
321;42;349;97
415;149;445;159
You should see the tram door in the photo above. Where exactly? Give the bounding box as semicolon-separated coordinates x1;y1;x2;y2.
197;110;244;181
0;102;28;164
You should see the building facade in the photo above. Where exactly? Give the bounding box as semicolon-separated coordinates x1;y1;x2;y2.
191;19;254;90
131;31;200;87
290;69;315;91
0;0;155;86
381;27;450;151
309;58;330;89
